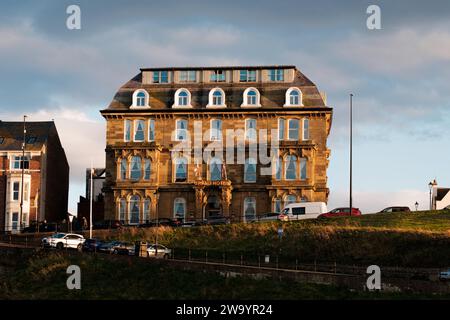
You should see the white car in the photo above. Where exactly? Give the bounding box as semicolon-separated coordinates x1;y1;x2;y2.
42;233;85;250
439;268;450;281
146;244;171;258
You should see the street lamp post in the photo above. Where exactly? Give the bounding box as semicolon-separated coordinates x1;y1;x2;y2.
349;94;353;213
20;115;27;232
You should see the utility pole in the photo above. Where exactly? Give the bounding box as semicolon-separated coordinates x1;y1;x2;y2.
20;115;27;232
90;161;93;239
349;94;353;213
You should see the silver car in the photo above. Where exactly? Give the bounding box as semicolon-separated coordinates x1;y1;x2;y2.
42;233;85;250
146;244;171;258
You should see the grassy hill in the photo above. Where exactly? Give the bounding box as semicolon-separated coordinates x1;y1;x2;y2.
93;210;450;268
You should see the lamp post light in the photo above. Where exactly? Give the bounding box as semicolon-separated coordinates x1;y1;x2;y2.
415;201;419;212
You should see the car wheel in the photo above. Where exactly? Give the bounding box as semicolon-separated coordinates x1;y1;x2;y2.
56;242;64;250
77;244;83;251
113;249;118;255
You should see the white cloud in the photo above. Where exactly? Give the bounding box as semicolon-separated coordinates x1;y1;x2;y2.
336;28;450;74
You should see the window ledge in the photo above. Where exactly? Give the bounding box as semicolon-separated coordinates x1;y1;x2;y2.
206;104;227;109
130;105;151;110
240;104;262;108
172;104;193;109
283;104;304;107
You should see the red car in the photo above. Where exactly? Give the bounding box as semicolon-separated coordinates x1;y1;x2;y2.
318;207;362;218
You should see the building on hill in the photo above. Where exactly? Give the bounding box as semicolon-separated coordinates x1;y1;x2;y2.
432;180;450;210
100;65;333;224
0;120;69;233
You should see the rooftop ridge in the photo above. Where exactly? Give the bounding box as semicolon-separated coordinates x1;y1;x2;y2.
140;65;296;71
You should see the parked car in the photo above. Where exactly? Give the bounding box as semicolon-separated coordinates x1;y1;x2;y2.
93;220;122;230
439;268;450;281
98;240;122;254
379;206;411;213
206;215;230;225
318;207;362;219
41;233;85;250
282;202;328;220
82;238;104;252
146;244;171;259
254;212;289;222
112;242;135;255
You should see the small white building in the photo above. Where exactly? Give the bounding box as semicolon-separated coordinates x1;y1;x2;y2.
432;181;450;210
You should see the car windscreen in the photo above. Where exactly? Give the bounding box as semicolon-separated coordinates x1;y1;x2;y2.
52;233;66;238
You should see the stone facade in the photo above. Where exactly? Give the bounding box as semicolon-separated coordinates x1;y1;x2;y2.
101;66;332;223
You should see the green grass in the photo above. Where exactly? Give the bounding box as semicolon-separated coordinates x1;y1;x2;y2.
89;210;450;268
1;250;449;300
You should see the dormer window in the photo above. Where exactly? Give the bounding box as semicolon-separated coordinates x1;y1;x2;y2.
240;70;256;82
284;87;303;107
241;88;261;108
131;89;150;108
268;69;284;82
179;70;196;82
210;70;225;82
207;88;226;108
173;88;192;108
153;71;168;83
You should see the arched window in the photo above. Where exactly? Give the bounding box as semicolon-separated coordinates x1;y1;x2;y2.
134;120;145;142
144;158;151;180
285;155;297;180
143;199;151;222
244;158;257;183
207;88;226;108
244;197;256;222
132;90;150;108
241;88;261;107
209;157;222;181
288;119;299;140
173;198;186;221
175;157;188;182
273;198;282;213
284;195;297;207
130;156;142;180
119;198;126;222
173;89;192;108
129;195;140;224
120;158;127;180
284;87;303;107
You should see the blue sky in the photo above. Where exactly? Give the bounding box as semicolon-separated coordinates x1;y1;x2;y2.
1;0;449;213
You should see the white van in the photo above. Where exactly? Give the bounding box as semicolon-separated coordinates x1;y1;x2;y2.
281;202;328;221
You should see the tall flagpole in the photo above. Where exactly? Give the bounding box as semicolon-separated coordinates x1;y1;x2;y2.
349;94;353;213
89;160;93;239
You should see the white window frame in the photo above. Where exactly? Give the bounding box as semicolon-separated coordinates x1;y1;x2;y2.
210;119;222;141
268;69;284;82
284;87;303;107
174;157;188;182
207;88;227;108
179;70;197;83
173;88;192;108
210;70;226;82
241;87;261;108
131;89;150;109
240;70;257;82
175;119;188;141
153;70;169;84
302;118;310;140
288;119;300;140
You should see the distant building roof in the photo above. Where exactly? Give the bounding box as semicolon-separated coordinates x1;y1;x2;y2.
0;121;55;151
436;188;450;201
140;65;297;71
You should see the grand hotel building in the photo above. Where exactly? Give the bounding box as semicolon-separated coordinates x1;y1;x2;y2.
101;66;332;223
